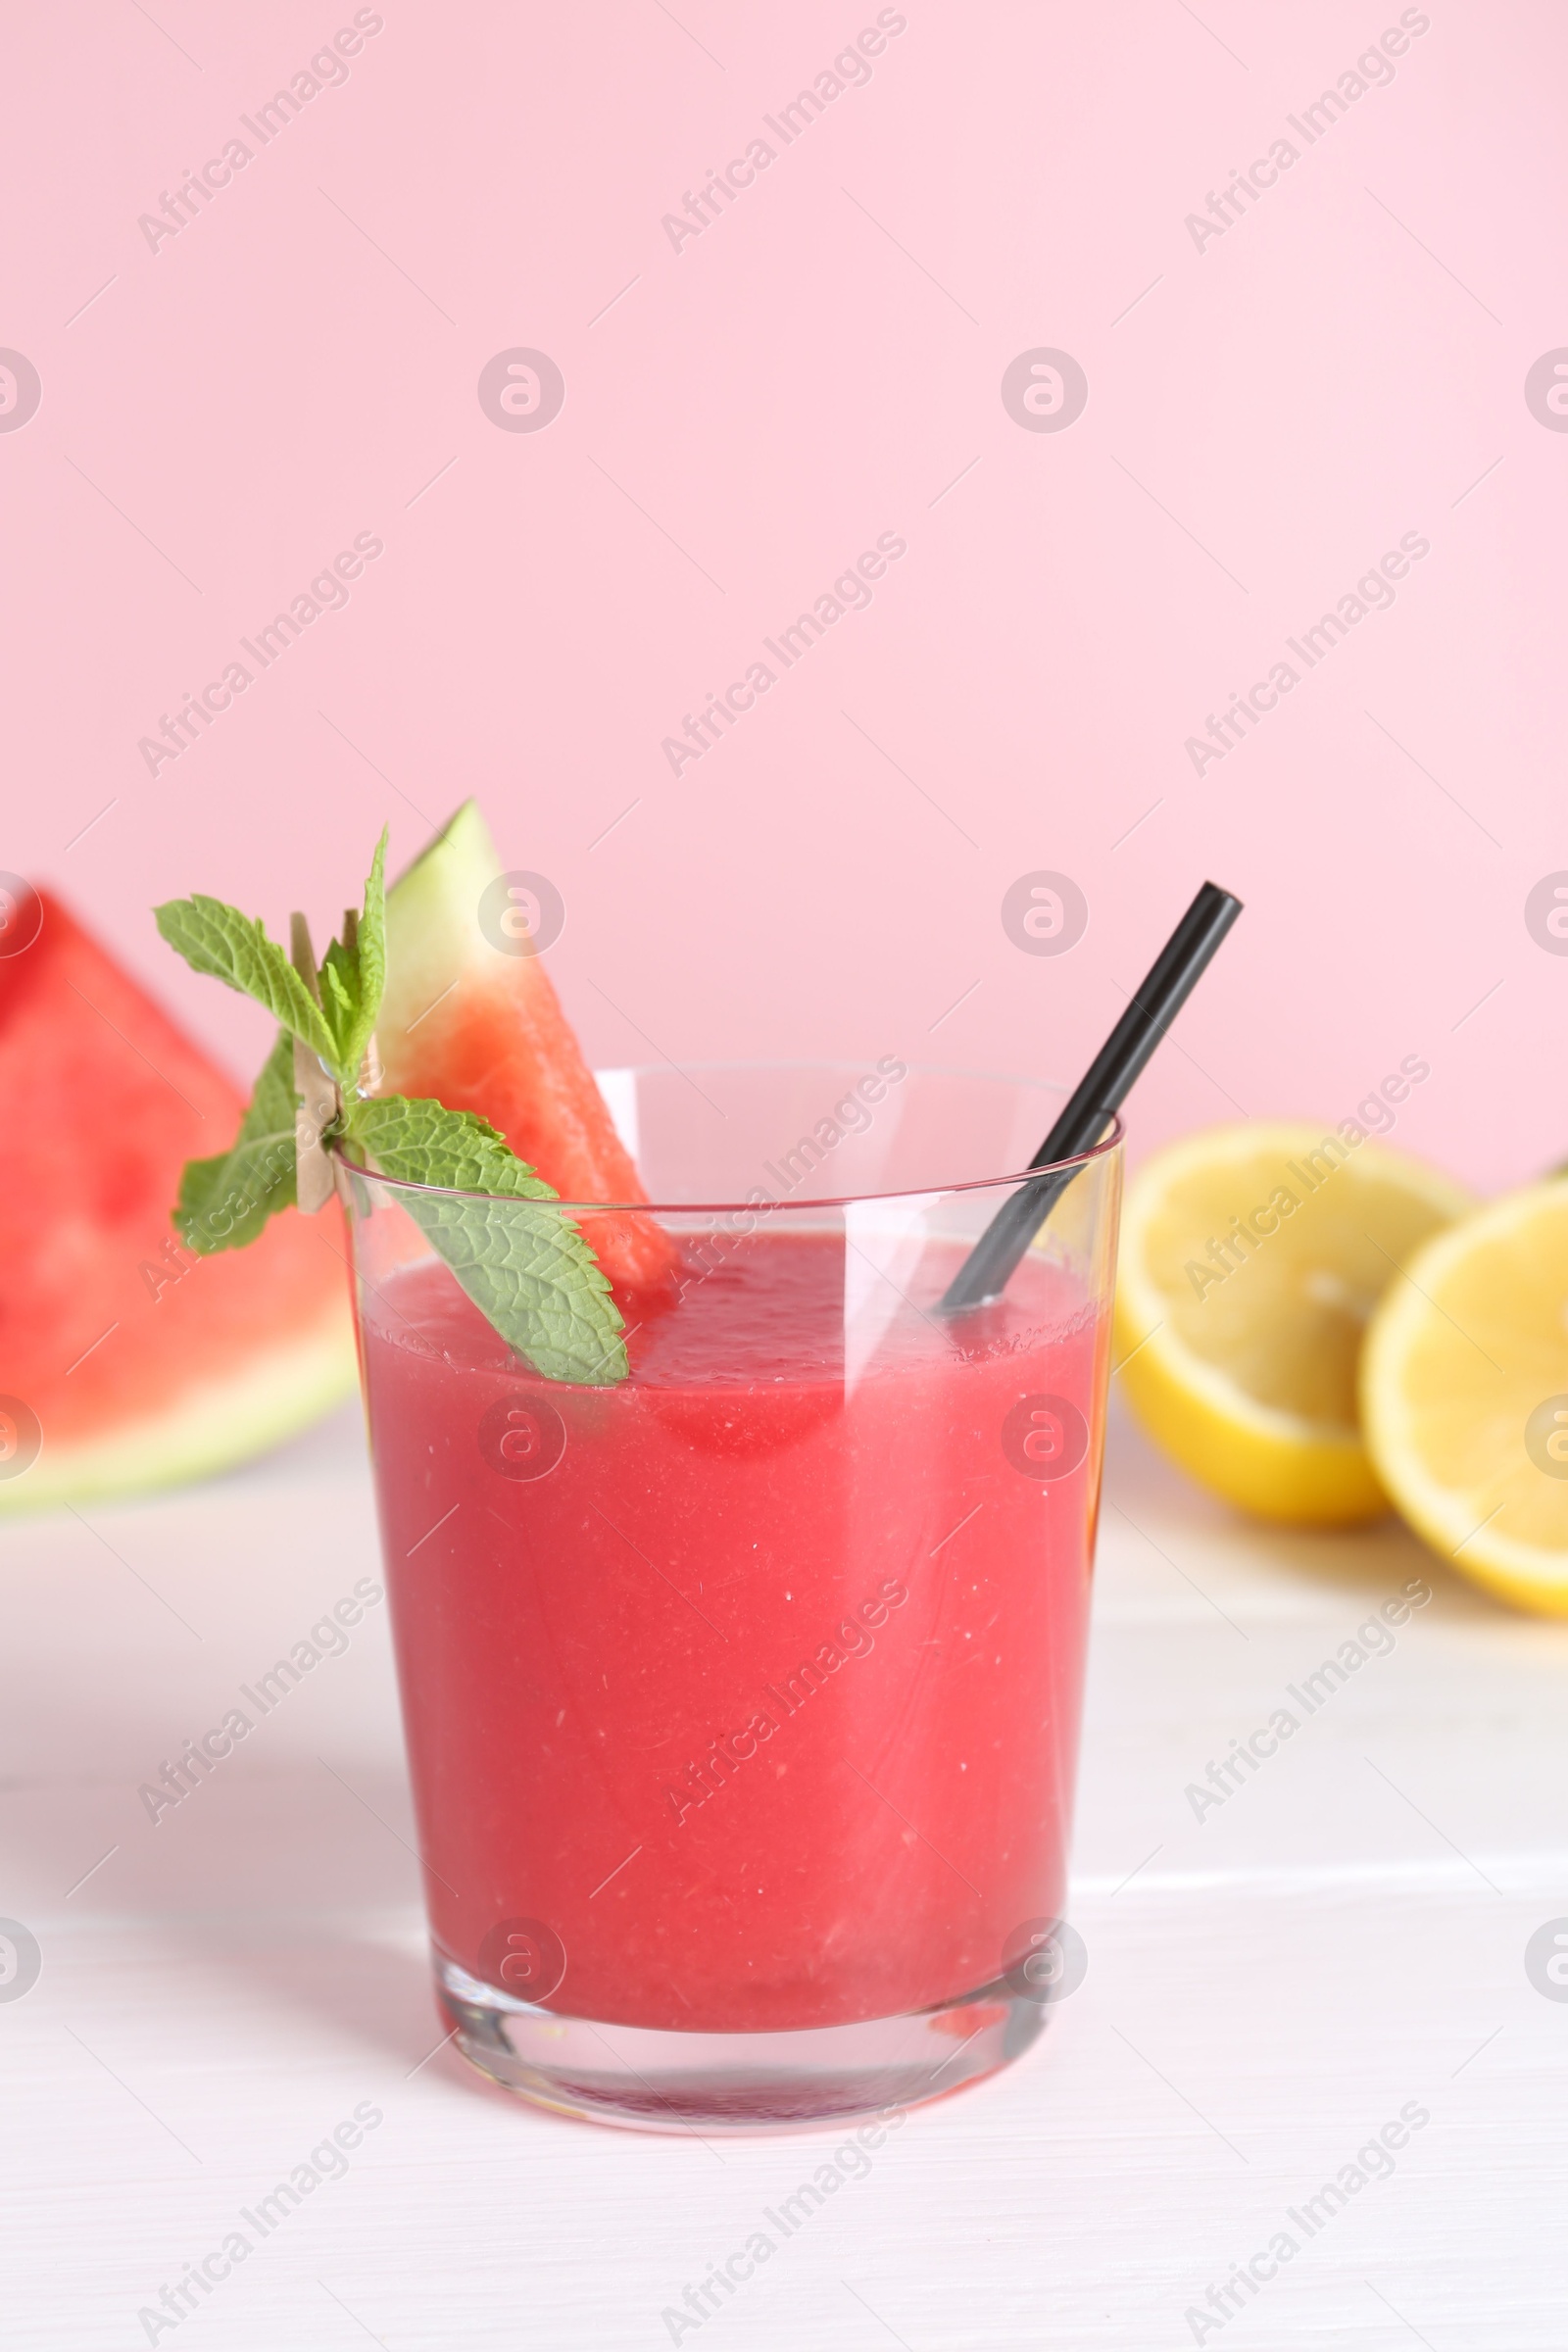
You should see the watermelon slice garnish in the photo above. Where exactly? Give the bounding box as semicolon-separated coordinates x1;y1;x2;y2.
0;894;357;1516
152;830;633;1386
378;803;678;1302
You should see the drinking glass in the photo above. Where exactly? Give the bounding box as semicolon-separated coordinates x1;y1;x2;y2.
341;1062;1121;2131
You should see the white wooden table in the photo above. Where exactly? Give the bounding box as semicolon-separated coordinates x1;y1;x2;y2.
4;1395;1564;2351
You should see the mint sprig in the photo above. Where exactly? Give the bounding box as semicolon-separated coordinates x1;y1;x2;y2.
155;895;340;1071
317;829;386;1081
173;1027;298;1251
345;1098;626;1385
154;833;628;1387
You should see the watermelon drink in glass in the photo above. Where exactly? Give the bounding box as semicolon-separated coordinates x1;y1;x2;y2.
342;1060;1121;2131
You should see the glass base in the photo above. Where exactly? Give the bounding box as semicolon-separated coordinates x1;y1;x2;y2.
436;1956;1048;2133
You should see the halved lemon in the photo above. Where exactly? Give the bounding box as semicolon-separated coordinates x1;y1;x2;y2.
1362;1179;1568;1615
1114;1123;1473;1525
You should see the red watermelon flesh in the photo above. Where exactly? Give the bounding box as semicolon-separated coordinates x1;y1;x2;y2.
379;804;678;1301
0;893;357;1514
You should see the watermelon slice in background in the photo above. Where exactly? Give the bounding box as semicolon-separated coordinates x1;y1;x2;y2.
0;891;358;1517
378;803;678;1299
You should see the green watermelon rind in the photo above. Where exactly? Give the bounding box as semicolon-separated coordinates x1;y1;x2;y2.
380;799;500;1044
0;1304;358;1521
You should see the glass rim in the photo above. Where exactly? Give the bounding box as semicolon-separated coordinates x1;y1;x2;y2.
337;1059;1124;1215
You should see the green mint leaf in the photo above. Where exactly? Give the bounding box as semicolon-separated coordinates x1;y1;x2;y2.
174;1030;299;1253
155;893;337;1066
316;827;388;1082
355;829;388;1052
344;1094;628;1386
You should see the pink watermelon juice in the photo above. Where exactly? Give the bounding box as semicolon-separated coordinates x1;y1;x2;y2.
359;1224;1109;2035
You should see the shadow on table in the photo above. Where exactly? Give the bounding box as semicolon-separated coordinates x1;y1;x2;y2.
1102;1393;1526;1628
3;1708;525;2108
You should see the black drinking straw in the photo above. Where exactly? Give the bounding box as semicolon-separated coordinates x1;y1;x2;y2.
939;879;1244;1314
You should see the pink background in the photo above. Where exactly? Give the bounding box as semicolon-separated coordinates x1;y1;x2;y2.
3;0;1564;1192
